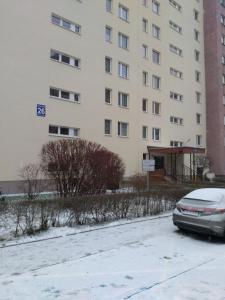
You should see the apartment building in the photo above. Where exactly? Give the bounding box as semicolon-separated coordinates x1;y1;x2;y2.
204;0;225;176
0;0;206;192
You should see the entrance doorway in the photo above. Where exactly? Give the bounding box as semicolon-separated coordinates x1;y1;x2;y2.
154;156;165;170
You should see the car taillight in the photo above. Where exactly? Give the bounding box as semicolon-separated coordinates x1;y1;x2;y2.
201;208;225;216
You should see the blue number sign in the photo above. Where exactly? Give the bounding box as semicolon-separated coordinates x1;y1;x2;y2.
37;104;46;117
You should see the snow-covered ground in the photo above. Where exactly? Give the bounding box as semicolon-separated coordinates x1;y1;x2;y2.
1;214;225;300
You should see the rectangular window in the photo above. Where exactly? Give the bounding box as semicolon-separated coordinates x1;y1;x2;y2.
169;44;183;56
143;71;148;86
169;0;182;12
196;92;201;103
50;87;80;103
105;88;112;104
196;135;202;146
119;5;129;21
222;55;225;65
118;62;129;79
152;128;160;141
105;56;112;73
194;9;199;22
49;125;80;138
221;15;225;26
169;20;182;34
152;50;160;64
142;18;148;32
152;24;160;39
195;50;200;61
142;126;148;139
170;91;183;101
170;141;183;147
118;122;129;137
104;119;112;135
142;0;148;7
152;75;161;89
170;67;183;79
142;98;148;112
152;101;161;115
51;14;81;34
195;70;200;82
118;33;129;49
118;92;129;107
152;0;160;14
196;113;201;124
194;29;200;41
142;44;148;59
50;50;80;68
105;26;112;42
170;116;183;125
106;0;112;12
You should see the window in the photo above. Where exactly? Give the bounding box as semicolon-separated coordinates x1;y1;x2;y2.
152;75;161;89
222;74;225;85
106;0;112;12
222;35;225;46
142;98;148;112
152;24;160;39
194;9;199;22
170;67;183;79
118;92;129;107
194;29;199;41
152;128;160;141
196;91;201;103
221;0;225;7
142;44;148;59
105;57;112;73
142;0;148;7
169;0;182;12
152;50;160;64
169;20;182;34
118;62;129;79
142;126;148;139
51;14;81;34
223;95;225;105
104;119;112;135
118;122;129;137
105;26;112;42
118;33;129;49
105;88;112;104
50;50;80;68
119;5;129;21
169;44;183;56
142;18;148;32
170;116;183;125
221;15;225;26
152;0;160;14
170;91;183;101
195;70;200;82
196;135;202;146
195;50;200;61
222;55;225;65
50;87;80;103
152;101;161;115
170;141;183;147
196;113;201;124
143;71;148;85
49;125;80;138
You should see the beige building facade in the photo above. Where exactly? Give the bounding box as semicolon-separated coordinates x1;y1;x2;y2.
0;0;206;192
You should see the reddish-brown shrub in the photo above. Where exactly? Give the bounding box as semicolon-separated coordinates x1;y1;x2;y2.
41;139;125;197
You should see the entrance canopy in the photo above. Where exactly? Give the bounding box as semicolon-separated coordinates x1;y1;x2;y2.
147;146;205;155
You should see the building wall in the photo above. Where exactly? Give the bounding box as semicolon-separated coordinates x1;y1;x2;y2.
0;0;206;192
204;0;225;175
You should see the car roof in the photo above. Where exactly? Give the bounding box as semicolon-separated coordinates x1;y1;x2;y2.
184;188;225;202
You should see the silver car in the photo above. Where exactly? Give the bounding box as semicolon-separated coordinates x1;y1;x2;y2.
173;188;225;238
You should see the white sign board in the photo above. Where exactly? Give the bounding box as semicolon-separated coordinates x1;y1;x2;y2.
142;159;155;172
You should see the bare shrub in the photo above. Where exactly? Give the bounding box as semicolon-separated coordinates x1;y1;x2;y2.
41;139;125;198
128;173;146;192
19;163;44;200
